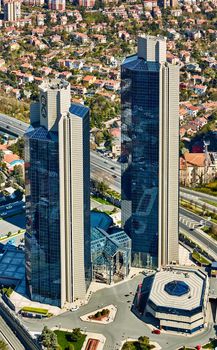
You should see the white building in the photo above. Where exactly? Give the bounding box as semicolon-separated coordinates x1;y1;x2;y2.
145;267;209;334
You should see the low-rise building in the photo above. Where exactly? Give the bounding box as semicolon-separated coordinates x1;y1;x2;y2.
180;152;217;187
145;267;209;334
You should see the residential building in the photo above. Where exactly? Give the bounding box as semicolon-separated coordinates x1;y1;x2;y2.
22;0;44;5
25;79;91;307
180;152;217;187
48;0;65;11
79;0;95;7
158;0;177;8
121;35;179;268
3;0;22;22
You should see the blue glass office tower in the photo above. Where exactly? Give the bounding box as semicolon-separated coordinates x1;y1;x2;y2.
121;35;179;268
25;79;91;307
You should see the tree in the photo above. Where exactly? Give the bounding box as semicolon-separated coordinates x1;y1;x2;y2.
0;172;5;186
96;181;109;196
13;165;24;186
0;340;8;350
8;138;24;159
122;343;132;350
40;326;59;350
0;151;4;163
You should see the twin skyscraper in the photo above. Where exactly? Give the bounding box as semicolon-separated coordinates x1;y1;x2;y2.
25;35;179;307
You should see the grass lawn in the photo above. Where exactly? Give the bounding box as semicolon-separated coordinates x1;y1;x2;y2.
192;251;210;265
1;286;14;297
91;195;111;206
122;340;154;350
54;330;86;350
21;306;48;315
192;181;217;197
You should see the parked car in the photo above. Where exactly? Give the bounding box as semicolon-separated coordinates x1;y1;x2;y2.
152;329;161;334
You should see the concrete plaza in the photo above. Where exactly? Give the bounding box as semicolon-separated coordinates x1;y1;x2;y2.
20;274;216;350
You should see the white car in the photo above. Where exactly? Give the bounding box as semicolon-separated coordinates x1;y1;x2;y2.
70;306;79;312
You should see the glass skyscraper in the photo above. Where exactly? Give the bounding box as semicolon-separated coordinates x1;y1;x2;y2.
25;79;91;307
121;35;179;269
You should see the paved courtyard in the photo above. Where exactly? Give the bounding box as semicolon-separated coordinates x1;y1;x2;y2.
21;274;216;350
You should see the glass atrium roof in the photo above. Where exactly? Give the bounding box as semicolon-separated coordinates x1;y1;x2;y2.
91;227;131;260
164;280;190;297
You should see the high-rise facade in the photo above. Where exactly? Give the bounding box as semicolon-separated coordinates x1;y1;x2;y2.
25;79;91;307
121;35;179;269
3;0;21;22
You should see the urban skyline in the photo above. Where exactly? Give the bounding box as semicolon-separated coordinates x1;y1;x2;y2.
0;0;216;347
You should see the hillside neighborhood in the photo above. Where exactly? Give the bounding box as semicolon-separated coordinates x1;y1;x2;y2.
0;0;216;189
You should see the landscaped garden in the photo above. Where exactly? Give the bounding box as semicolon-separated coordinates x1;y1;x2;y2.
1;285;14;298
54;329;86;350
89;308;110;321
203;338;217;349
191;251;210;266
122;336;154;350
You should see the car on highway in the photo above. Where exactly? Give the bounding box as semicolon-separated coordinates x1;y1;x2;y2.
111;166;115;170
112;175;117;178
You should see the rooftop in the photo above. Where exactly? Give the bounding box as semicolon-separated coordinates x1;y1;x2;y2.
69;103;89;118
149;268;207;311
39;79;69;91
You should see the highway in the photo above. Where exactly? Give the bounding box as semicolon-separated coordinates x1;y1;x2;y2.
0;299;41;350
1;112;217;202
0;316;24;350
181;187;217;205
90;151;121;192
0;113;28;137
180;207;217;259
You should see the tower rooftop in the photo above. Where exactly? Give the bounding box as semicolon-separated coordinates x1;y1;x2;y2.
39;79;69;92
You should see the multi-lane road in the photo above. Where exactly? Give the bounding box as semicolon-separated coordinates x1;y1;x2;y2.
180;207;217;259
0;113;28;137
1;112;216;203
1;113;217;258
